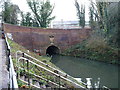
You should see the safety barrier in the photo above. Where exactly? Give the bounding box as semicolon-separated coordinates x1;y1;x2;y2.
4;34;18;88
16;51;87;88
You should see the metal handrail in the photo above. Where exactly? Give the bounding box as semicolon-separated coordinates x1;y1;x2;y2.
4;34;18;88
18;57;65;88
16;50;87;87
18;56;86;88
18;67;64;88
102;86;111;90
9;55;18;88
19;79;40;88
16;50;66;75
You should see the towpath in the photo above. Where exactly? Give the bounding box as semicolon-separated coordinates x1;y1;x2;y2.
0;30;9;89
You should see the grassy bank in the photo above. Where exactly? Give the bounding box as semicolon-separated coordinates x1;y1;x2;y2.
7;39;63;87
8;39;63;69
8;39;84;88
62;37;119;65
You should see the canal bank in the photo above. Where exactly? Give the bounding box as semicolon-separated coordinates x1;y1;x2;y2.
51;55;119;88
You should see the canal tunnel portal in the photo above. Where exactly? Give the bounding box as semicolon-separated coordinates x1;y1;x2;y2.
3;23;91;55
46;45;60;55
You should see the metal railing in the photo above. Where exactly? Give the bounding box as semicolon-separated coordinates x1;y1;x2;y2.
4;34;18;88
18;57;65;88
4;34;111;89
16;51;87;88
16;50;87;87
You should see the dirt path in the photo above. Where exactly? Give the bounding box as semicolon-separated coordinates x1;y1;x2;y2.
0;31;9;89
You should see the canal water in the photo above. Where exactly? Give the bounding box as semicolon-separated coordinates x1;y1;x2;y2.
51;55;119;88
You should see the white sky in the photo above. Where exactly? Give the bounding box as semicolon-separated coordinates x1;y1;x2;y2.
11;0;91;21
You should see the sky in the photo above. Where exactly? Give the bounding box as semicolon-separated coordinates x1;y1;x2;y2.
11;0;91;22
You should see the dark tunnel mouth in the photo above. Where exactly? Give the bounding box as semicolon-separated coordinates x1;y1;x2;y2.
46;45;60;56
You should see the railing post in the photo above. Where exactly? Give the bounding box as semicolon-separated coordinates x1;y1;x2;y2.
17;59;20;80
27;59;30;87
58;75;60;89
17;52;19;79
22;53;25;67
46;74;49;88
7;49;10;71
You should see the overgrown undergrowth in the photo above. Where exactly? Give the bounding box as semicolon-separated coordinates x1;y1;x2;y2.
62;31;119;65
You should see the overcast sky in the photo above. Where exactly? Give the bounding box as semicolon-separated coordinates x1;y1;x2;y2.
11;0;91;21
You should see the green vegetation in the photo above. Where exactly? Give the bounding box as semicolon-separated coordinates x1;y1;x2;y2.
89;2;118;47
20;12;33;27
26;0;55;28
7;38;62;71
8;39;53;87
8;39;85;88
75;0;85;28
1;0;55;28
63;2;119;65
1;1;20;25
62;34;119;64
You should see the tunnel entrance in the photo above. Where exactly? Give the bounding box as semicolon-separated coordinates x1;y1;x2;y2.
46;46;60;56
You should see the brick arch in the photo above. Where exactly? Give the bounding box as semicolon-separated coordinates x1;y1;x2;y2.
46;45;60;56
3;23;91;55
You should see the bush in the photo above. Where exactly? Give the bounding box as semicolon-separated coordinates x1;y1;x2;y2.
63;30;119;64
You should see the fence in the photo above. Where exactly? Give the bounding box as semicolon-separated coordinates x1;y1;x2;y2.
4;34;18;88
16;50;87;88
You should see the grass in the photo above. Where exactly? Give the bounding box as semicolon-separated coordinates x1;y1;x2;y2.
7;38;85;88
62;34;119;65
8;38;61;70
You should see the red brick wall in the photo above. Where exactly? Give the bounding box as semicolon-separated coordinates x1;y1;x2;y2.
3;23;91;55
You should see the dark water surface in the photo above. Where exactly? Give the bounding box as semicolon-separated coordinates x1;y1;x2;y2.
51;55;119;88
